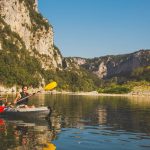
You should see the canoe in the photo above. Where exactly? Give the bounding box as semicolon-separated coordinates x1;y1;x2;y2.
0;106;51;119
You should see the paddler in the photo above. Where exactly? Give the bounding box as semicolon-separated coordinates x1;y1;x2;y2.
13;85;32;108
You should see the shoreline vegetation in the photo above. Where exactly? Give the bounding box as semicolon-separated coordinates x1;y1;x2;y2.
0;90;150;97
51;91;150;97
0;81;150;97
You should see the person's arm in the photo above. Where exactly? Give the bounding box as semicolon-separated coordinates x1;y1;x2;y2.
13;93;21;104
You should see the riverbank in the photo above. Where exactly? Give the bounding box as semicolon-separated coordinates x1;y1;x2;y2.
48;90;150;97
0;87;150;97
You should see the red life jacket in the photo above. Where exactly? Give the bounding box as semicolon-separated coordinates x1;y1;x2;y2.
0;106;5;113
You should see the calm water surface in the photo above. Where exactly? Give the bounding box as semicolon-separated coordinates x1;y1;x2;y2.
0;94;150;150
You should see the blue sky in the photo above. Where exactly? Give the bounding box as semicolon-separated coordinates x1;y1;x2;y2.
38;0;150;58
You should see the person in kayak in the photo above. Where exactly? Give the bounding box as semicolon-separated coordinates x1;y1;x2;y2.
13;85;31;108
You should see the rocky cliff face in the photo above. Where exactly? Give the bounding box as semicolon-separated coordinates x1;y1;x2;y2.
73;50;150;79
62;57;86;70
0;0;62;69
0;0;150;90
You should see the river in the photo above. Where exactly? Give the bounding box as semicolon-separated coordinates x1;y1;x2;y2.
0;94;150;150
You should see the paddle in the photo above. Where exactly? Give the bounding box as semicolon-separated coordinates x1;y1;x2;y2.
16;81;57;104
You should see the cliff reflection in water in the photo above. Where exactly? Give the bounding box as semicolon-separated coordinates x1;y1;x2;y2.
0;116;61;150
1;95;150;150
45;95;150;133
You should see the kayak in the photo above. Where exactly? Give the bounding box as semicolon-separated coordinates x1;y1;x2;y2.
0;106;51;119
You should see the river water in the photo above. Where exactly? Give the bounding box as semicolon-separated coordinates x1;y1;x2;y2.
0;94;150;150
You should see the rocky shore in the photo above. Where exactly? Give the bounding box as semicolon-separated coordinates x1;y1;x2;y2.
48;90;150;97
0;86;150;97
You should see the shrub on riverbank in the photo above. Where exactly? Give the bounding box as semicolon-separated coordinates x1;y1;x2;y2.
98;85;132;94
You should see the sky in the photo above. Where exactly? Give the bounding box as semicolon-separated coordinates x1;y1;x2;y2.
38;0;150;58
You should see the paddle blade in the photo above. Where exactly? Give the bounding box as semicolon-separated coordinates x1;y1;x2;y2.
44;81;57;91
43;143;56;150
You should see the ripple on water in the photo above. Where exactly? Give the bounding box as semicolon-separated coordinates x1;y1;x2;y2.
53;125;150;150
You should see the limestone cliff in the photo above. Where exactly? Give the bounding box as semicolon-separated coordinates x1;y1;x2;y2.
72;50;150;79
0;0;62;69
0;0;150;91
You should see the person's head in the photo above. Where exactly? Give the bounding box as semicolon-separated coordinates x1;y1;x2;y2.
22;85;28;93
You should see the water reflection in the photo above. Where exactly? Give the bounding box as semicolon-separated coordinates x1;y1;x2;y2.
0;119;6;133
47;95;150;150
0;116;58;150
45;95;150;133
96;107;107;125
1;94;150;150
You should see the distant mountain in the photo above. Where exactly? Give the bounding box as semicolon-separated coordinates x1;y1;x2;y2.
70;50;150;80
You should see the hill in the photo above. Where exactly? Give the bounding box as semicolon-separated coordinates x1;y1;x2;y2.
0;0;150;93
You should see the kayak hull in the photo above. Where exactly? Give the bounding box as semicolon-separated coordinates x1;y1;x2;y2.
0;107;51;119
